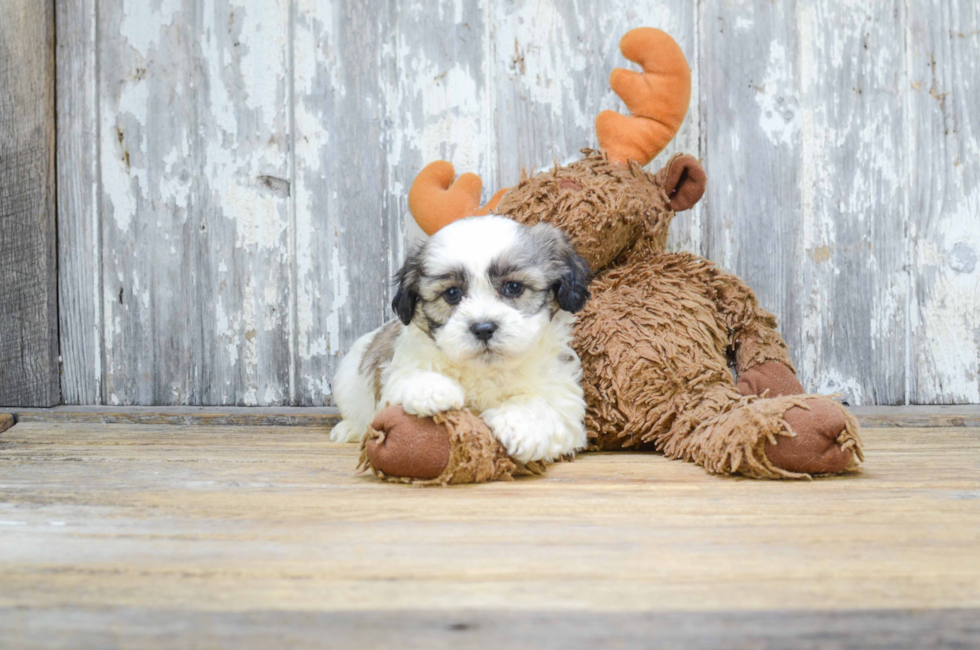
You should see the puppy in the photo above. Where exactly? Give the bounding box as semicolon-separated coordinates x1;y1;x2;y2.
330;215;592;463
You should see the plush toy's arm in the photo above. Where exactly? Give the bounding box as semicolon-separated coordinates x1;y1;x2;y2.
708;269;804;396
359;405;547;485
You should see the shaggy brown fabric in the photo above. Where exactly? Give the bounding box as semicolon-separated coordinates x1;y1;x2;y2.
671;393;861;479
496;150;670;271
359;406;547;486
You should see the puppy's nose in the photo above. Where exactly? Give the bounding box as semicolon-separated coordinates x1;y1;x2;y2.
470;321;498;342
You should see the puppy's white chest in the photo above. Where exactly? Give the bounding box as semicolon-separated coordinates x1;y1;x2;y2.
456;369;524;414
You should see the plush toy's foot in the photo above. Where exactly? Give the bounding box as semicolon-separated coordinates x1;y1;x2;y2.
735;363;863;475
672;390;863;479
358;405;547;486
767;397;863;475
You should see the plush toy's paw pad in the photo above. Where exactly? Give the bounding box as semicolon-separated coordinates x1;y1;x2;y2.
736;361;805;398
400;376;465;417
483;407;553;464
767;398;854;475
365;406;451;480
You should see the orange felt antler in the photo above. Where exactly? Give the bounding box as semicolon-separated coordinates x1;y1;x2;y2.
596;28;691;166
408;161;507;235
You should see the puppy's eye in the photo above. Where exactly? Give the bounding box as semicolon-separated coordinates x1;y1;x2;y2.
502;281;525;298
443;287;462;305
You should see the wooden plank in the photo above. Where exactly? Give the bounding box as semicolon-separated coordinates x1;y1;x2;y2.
489;0;598;181
795;0;907;405
5;404;979;428
0;1;59;407
702;1;910;405
850;404;980;428
10;405;340;428
700;0;806;389
1;607;977;650
97;1;292;406
0;423;977;621
907;0;980;404
97;0;194;405
196;0;293;406
292;0;392;405
56;0;102;405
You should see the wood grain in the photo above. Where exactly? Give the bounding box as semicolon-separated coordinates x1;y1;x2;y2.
907;0;980;404
0;1;59;407
795;0;908;405
0;421;977;647
2;608;977;650
293;0;402;406
700;0;911;406
56;0;102;405
10;405;342;428
96;0;293;406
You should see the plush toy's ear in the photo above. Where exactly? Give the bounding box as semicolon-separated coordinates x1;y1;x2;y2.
391;245;423;325
659;153;706;212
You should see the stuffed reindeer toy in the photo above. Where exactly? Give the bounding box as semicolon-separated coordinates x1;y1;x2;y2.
339;27;863;485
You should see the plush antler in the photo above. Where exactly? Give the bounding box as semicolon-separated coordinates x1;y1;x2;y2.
596;28;691;166
408;161;507;235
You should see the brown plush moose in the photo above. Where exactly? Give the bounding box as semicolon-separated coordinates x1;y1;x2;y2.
357;27;863;484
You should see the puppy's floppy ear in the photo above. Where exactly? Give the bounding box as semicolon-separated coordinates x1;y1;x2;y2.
392;245;423;325
531;224;591;314
555;244;592;313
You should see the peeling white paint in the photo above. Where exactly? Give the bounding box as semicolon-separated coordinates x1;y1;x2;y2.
102;78;149;234
755;41;800;147
120;0;180;58
235;1;287;120
814;370;865;406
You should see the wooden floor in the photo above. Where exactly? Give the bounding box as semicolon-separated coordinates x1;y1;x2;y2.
1;415;979;648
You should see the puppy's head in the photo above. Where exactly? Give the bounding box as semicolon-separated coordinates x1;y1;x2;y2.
392;215;591;365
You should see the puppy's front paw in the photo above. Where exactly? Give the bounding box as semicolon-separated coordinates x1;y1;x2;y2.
482;407;552;463
329;419;364;443
400;375;465;417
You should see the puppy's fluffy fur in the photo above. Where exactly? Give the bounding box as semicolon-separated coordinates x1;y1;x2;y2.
330;215;592;463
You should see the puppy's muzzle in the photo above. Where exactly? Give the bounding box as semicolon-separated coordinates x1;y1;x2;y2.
470;321;498;342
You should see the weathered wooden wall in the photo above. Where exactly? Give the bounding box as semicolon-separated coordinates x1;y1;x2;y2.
0;1;59;406
54;0;979;407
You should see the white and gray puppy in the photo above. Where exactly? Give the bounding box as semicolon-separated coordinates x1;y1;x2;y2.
330;215;592;463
